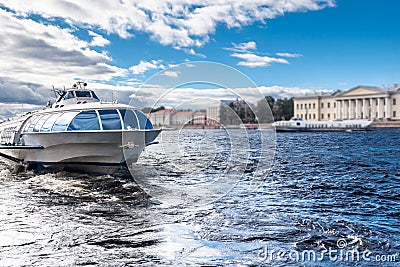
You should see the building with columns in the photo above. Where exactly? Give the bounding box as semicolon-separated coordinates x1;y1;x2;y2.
294;85;400;121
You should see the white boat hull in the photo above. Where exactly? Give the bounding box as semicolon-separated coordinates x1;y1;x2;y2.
0;130;160;175
274;119;374;132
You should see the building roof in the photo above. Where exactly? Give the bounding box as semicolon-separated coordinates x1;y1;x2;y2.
294;84;400;100
334;85;383;97
173;111;194;116
151;109;175;114
294;91;338;100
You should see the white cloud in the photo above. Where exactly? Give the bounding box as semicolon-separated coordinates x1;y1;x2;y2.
0;8;127;86
129;60;164;75
163;71;180;78
1;0;335;49
225;41;257;53
231;53;289;67
276;52;302;58
88;31;110;47
226;42;301;68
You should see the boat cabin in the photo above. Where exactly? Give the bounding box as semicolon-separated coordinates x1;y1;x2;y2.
22;108;153;133
52;82;100;108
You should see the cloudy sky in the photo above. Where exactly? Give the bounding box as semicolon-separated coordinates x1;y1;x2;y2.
0;0;399;118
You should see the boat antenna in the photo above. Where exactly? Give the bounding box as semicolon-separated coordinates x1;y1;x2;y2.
52;85;57;98
51;85;65;97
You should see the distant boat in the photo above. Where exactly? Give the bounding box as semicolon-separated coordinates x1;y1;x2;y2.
0;81;161;175
274;117;373;132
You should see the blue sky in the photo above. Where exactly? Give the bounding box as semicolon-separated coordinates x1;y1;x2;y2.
0;0;399;116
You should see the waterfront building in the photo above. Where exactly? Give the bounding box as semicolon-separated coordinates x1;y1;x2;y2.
206;105;220;125
150;109;206;126
170;111;196;125
149;109;175;126
192;110;207;125
294;84;400;121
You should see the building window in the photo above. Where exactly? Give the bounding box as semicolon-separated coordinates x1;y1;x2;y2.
297;104;299;109
361;112;363;118
313;114;316;119
313;103;315;109
321;103;324;108
393;99;397;105
327;102;330;108
309;103;312;109
321;113;324;119
327;113;330;119
301;104;303;109
309;114;312;119
376;99;378;105
394;111;396;118
334;102;336;108
301;114;303;119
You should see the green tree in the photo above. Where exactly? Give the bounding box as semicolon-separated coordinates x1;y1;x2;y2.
255;97;275;123
273;98;294;121
264;96;275;111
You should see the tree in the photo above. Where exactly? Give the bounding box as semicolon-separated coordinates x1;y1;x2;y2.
255;97;274;123
273;98;294;121
264;96;275;111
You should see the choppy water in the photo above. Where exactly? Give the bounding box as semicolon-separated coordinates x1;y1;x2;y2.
0;129;399;266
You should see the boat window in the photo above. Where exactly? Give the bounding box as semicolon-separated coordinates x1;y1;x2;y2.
98;110;122;130
119;109;139;130
63;91;75;100
41;113;62;132
23;115;41;132
91;91;99;100
67;110;100;131
75;91;92;98
52;112;79;131
134;110;153;129
33;114;52;132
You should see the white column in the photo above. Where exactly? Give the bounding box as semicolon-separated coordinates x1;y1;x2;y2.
355;99;360;119
348;100;353;119
385;97;390;119
370;98;374;119
342;100;347;119
363;99;367;119
377;98;382;119
335;101;339;120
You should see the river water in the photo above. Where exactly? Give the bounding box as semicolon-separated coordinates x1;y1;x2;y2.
0;129;399;266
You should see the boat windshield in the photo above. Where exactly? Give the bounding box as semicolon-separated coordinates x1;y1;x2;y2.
23;109;153;132
75;91;92;98
91;91;100;100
